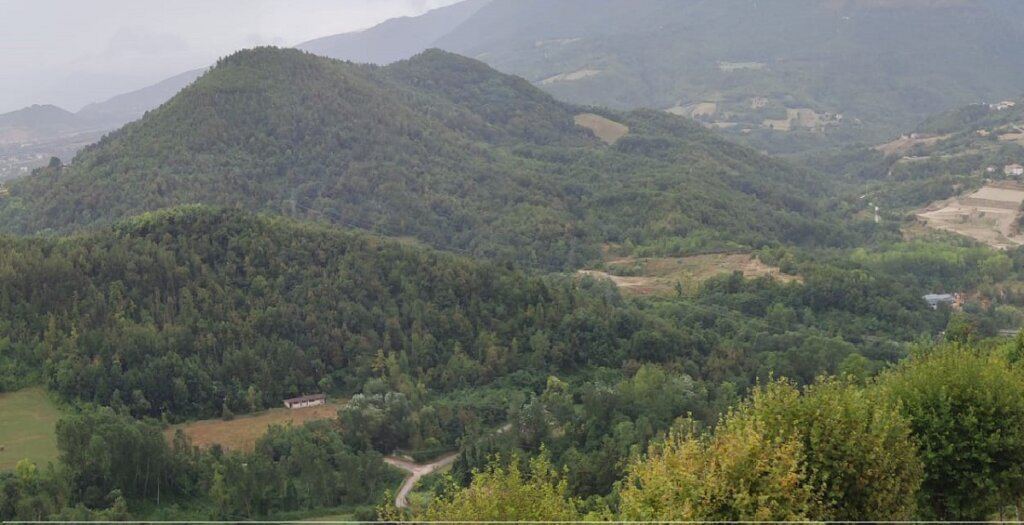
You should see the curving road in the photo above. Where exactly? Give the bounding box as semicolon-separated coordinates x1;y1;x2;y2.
383;452;460;508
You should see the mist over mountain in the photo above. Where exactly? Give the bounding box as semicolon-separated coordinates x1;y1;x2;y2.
300;0;489;64
76;68;206;129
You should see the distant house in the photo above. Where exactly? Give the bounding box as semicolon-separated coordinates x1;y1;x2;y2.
991;100;1017;111
923;293;955;309
1005;164;1024;177
283;393;326;409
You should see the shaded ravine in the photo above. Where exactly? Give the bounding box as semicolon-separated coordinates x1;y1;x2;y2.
383;452;460;508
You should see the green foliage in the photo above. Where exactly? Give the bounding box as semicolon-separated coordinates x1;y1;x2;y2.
0;207;648;419
619;377;921;521
618;417;813;521
419;451;584;521
882;344;1024;519
748;379;922;520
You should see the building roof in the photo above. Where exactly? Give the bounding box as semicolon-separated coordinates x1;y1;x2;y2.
923;293;954;302
284;393;327;403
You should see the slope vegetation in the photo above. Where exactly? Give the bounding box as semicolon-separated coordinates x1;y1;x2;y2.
0;47;847;269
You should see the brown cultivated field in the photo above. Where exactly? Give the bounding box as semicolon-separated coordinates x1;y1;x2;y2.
574;113;629;144
578;253;799;296
917;183;1024;249
166;402;342;451
999;132;1024;146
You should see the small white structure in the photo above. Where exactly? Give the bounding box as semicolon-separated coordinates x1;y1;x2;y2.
1005;164;1024;177
991;101;1017;111
283;393;326;409
923;293;955;309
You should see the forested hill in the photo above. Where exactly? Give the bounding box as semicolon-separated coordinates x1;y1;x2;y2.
0;47;853;269
0;205;608;417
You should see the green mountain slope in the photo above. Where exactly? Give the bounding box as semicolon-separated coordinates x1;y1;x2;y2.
0;47;850;269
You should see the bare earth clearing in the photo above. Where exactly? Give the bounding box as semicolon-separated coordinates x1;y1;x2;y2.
574;113;629;144
539;68;602;85
917;182;1024;249
999;131;1024;147
667;102;718;118
578;253;799;296
166;402;342;451
763;108;834;132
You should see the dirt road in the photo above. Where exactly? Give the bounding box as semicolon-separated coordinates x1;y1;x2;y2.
383;452;460;508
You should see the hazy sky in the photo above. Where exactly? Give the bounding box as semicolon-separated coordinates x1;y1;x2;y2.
0;0;463;113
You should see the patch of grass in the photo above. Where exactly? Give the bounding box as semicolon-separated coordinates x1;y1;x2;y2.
579;253;800;296
166;402;342;452
0;387;62;470
574;113;629;144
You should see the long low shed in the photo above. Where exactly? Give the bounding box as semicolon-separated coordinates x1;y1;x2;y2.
283;393;327;409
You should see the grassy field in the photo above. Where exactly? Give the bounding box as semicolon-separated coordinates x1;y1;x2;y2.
166;402;342;452
0;387;62;470
579;253;800;296
574;113;629;144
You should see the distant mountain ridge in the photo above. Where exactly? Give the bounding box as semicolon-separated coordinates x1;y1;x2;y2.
0;69;205;180
0;70;204;141
13;0;1023;162
0;104;80;129
0;47;853;269
76;68;206;129
300;0;490;64
298;0;1024;151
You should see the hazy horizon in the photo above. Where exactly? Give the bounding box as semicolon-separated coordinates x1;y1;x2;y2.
0;0;464;114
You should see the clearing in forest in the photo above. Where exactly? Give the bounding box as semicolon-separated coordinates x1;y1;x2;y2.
538;68;602;85
666;102;718;118
717;61;768;72
917;182;1024;249
999;131;1024;147
578;253;800;296
166;402;342;452
0;387;62;470
875;133;951;156
763;108;834;132
574;113;629;144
